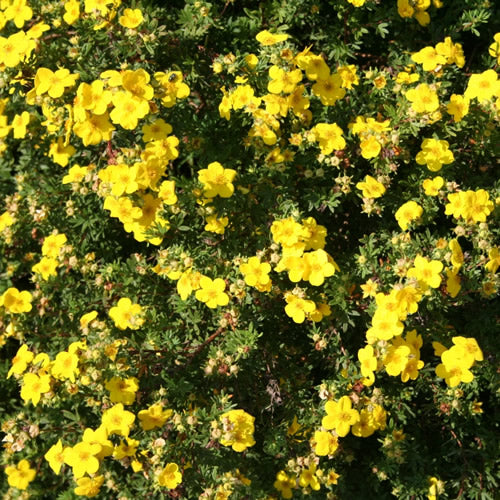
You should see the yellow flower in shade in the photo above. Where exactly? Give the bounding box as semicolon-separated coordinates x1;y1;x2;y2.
82;426;113;459
11;111;30;139
198;161;237;198
113;437;139;459
74;475;104;497
109;297;144;330
5;459;36;490
240;256;272;288
195;276;229;308
416;138;454;172
489;33;500;63
158;463;182;489
105;376;139;405
32;256;58;280
485;247;500;274
204;214;228;234
7;344;34;378
101;403;136;437
358;344;377;383
274;470;296;499
407;255;443;289
356;175;386;198
422;176;444;196
446;94;469;122
1;287;33;313
255;30;289;46
119;8;143;29
21;372;51;406
395;200;423;230
64;441;102;479
464;69;500;102
299;463;321;491
138;403;173;430
322;396;360;437
445;268;461;298
312;430;338;456
405;83;439;113
338;64;359;89
284;294;316;324
219;409;256;452
48;138;76;167
44;439;67;475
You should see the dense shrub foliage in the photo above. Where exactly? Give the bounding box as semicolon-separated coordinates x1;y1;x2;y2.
0;0;499;498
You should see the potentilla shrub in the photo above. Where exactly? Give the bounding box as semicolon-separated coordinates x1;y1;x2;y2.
0;0;498;499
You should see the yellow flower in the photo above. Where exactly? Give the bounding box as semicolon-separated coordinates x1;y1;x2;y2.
299;463;321;491
63;0;81;25
219;409;256;452
416;138;454;172
42;233;67;258
48;138;76;167
4;0;33;29
101;403;136;437
198;161;237;198
34;67;79;98
322;396;360;437
284;294;315;323
405;83;439;113
255;30;289;46
312;122;346;154
32;257;58;281
422;176;444;196
74;475;104;497
312;430;338;456
195;276;229;308
411;46;446;72
158;463;182;489
44;439;67;475
51;351;79;383
407;255;443;289
110;91;150;130
240;256;272;288
65;441;102;479
11;111;30;139
109;297;144;330
119;8;143;29
464;69;500;102
7;344;34;378
395;200;423;230
21;372;51;406
1;287;33;313
356;175;386;198
105;376;139;405
274;470;296;498
138;403;173;430
5;459;36;490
